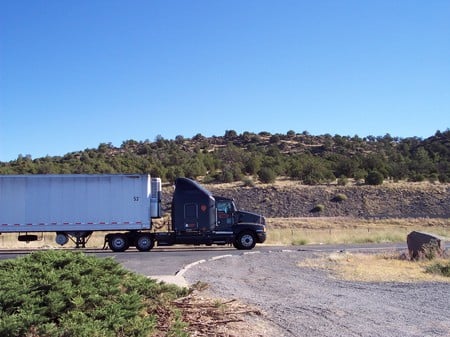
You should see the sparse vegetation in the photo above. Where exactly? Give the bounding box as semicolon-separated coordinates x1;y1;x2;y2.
417;241;444;260
299;252;450;283
265;217;450;246
337;176;348;186
331;193;348;202
310;204;325;213
426;261;450;277
241;177;256;187
292;238;309;245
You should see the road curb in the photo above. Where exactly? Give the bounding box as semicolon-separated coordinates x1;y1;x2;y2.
148;274;189;288
177;253;236;277
176;259;206;277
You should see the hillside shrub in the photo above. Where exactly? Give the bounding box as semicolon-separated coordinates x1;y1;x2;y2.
258;167;276;183
310;204;325;213
337;176;348;186
438;174;449;183
426;260;450;277
332;193;348;202
365;170;384;185
0;251;188;337
1;129;448;185
241;177;256;187
409;173;425;182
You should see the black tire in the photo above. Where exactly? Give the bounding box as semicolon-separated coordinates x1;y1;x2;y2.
108;234;129;252
234;231;256;250
135;234;154;252
55;232;69;246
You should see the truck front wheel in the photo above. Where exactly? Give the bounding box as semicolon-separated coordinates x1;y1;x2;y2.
234;231;256;250
108;234;129;252
135;234;154;252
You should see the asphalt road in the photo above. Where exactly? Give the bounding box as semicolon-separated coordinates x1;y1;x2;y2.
0;243;407;276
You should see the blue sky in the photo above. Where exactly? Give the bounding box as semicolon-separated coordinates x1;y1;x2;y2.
1;0;449;161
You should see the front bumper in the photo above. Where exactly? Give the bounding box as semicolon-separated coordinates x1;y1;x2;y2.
257;231;267;243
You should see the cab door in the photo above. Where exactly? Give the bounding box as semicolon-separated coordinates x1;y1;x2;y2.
183;203;199;232
216;200;234;230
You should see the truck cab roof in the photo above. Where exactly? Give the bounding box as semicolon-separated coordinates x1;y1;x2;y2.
175;177;213;196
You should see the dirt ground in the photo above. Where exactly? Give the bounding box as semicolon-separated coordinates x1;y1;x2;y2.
173;292;281;337
184;249;450;337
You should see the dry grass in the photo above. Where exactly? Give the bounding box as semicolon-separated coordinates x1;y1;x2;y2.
0;232;108;249
1;217;449;249
265;217;450;245
205;176;448;190
299;252;450;283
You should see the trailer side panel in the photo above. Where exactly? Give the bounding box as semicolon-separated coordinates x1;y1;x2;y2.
0;175;152;232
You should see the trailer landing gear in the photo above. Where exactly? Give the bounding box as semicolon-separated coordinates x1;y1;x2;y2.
56;231;93;248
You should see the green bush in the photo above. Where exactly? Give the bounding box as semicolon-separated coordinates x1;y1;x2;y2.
241;177;255;187
337;176;348;186
310;204;325;213
409;173;425;182
332;193;348;202
258;167;276;183
365;170;384;185
0;251;188;337
292;238;308;245
425;261;450;277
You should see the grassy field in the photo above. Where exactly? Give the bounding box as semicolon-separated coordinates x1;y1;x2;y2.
1;217;448;250
0;232;108;249
298;252;450;283
265;217;450;246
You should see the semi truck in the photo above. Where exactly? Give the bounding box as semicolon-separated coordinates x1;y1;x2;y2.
0;174;266;252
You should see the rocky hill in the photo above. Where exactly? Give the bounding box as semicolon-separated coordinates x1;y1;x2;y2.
162;181;450;219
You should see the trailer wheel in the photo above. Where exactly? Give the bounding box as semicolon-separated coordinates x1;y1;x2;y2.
108;234;129;252
55;233;69;246
235;231;256;250
135;234;154;252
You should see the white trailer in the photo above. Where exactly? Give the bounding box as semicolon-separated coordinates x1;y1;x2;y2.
0;174;266;252
0;174;161;250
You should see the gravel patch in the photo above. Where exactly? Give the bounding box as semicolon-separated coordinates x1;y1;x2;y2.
184;250;450;337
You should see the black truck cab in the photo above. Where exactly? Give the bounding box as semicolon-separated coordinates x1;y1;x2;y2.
168;177;266;249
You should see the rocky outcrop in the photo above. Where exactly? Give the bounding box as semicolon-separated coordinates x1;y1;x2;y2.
207;183;450;219
407;231;444;260
160;182;449;219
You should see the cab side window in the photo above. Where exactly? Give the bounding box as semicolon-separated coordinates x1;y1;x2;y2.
217;201;233;226
217;201;231;213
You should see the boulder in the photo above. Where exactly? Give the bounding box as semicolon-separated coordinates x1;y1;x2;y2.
407;231;444;260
